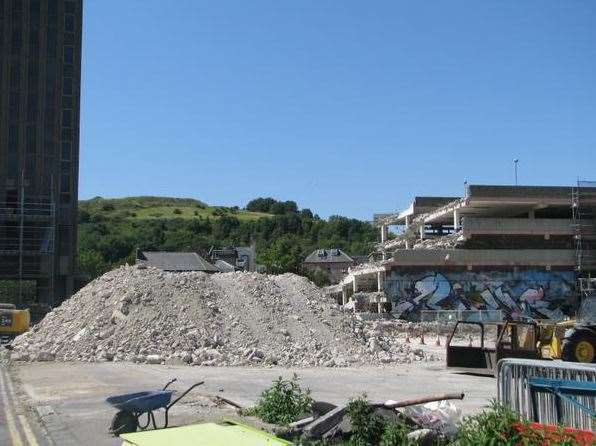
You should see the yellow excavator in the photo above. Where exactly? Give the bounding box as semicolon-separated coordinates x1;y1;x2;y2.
0;303;30;344
447;293;596;375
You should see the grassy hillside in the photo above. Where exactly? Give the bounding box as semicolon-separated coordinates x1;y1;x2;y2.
77;196;377;287
79;196;273;222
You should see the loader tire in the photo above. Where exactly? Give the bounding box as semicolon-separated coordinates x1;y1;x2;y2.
561;330;595;363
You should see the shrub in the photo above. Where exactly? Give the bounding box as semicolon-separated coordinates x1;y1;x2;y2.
455;401;521;446
101;202;115;212
173;208;182;215
346;396;385;446
245;374;313;425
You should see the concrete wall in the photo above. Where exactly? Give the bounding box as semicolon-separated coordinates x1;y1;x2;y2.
385;267;576;320
388;249;575;267
462;217;572;237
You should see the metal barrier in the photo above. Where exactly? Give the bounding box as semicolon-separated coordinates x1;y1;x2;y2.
497;358;596;431
420;309;504;323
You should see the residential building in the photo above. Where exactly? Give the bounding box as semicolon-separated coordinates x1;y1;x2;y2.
303;248;355;283
136;251;218;273
0;0;83;306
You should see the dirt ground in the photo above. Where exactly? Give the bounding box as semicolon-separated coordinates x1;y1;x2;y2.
11;357;497;445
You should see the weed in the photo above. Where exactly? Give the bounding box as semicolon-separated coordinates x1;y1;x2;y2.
245;374;313;425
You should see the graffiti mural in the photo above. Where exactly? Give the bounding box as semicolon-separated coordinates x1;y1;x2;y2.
385;269;576;320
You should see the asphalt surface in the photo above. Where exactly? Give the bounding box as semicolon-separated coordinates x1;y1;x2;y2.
13;360;497;445
0;366;48;446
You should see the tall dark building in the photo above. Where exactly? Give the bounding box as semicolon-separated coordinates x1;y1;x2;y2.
0;0;82;306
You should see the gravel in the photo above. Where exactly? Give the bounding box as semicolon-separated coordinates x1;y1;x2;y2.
11;265;439;367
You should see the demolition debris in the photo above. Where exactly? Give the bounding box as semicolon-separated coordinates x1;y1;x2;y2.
11;265;439;367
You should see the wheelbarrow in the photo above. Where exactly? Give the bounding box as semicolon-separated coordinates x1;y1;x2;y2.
106;378;204;436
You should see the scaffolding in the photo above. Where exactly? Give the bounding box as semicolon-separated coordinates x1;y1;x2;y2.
0;173;56;307
572;180;596;274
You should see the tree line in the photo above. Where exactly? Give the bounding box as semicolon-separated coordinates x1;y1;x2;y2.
78;197;377;286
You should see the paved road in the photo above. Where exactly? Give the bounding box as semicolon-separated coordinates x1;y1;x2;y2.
0;366;48;446
13;361;497;445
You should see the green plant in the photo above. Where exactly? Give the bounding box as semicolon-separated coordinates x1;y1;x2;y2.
246;374;313;425
454;401;521;446
173;208;182;215
346;396;386;446
380;421;411;446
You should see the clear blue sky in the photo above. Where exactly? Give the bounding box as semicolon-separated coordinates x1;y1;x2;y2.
80;1;596;219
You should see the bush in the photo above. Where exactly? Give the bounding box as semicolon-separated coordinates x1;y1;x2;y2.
346;397;386;446
173;208;182;215
101;202;115;212
455;401;521;446
245;374;313;425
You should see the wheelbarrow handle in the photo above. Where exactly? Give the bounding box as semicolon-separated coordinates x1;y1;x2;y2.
167;381;205;409
162;378;178;390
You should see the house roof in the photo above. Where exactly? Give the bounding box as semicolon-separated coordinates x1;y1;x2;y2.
304;249;354;264
138;251;218;272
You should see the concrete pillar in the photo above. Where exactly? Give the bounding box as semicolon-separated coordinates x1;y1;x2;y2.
352;275;358;293
380;225;388;243
419;224;425;240
377;302;383;313
453;210;460;231
382;250;387;261
405;215;410;229
528;209;535;219
377;271;383;292
405;240;410;250
341;289;347;306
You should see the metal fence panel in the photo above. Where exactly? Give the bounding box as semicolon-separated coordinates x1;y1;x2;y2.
497;358;596;431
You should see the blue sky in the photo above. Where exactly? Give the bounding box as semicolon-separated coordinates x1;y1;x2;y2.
80;1;596;219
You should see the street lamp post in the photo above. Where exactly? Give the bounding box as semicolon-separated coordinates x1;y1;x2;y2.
514;159;519;186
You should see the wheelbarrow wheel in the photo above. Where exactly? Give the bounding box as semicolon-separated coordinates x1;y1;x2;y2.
110;410;138;436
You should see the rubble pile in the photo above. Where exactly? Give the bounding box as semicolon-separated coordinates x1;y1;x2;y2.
11;265;438;367
381;232;463;252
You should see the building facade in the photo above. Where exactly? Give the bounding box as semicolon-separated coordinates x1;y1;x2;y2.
303;248;355;283
0;0;82;305
340;184;596;320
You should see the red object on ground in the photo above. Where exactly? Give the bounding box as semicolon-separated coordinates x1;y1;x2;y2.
513;422;594;446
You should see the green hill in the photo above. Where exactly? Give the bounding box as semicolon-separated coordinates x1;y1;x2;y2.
77;196;377;286
79;196;272;222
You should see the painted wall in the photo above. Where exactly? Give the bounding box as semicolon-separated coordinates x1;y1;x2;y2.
385;268;576;319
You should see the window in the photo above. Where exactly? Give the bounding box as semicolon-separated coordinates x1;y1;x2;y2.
28;64;39;89
64;46;74;65
27;94;38;120
10;63;20;89
63;64;73;77
29;30;39;55
63;77;73;95
9;92;19;118
64;33;74;45
61;142;71;160
61;160;70;173
62;95;73;107
29;0;40;28
26;126;36;153
65;2;76;14
46;28;57;58
60;174;70;193
62;109;72;127
61;128;72;141
65;14;74;32
11;29;22;55
8;126;18;153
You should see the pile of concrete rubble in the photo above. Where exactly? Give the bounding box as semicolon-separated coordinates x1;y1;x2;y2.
381;232;462;252
11;265;439;367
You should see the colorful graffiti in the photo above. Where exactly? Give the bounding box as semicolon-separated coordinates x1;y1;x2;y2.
385;269;576;319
